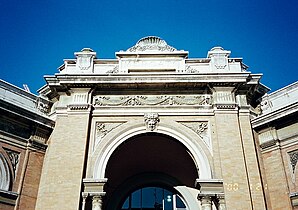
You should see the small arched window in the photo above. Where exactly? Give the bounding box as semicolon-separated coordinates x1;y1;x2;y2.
0;153;11;191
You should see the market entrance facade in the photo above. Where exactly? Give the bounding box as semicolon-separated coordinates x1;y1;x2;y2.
35;37;267;210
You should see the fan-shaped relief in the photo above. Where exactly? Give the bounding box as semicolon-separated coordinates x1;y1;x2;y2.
94;122;125;149
179;122;211;149
3;148;20;179
93;95;212;107
126;36;177;52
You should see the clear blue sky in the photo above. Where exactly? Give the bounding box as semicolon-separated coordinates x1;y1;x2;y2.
1;0;297;93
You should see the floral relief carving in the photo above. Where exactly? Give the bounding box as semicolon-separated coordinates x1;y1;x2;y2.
180;122;208;138
95;122;123;142
179;121;211;150
94;95;212;106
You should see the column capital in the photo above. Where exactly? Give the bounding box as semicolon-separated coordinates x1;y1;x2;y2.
198;194;212;203
83;178;107;194
195;179;224;194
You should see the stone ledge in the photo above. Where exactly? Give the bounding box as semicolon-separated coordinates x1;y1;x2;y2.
0;189;18;206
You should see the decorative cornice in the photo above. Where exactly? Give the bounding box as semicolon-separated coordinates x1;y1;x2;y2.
126;36;177;52
93;95;212;107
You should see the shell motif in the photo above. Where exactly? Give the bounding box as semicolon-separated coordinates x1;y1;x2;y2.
127;36;177;52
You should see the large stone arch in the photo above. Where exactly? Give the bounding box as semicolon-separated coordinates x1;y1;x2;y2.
93;122;212;180
101;131;204;210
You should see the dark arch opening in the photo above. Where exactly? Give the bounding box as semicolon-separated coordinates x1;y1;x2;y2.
103;132;198;210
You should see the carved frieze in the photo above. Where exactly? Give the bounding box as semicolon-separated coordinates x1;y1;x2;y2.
93;95;212;107
144;113;160;131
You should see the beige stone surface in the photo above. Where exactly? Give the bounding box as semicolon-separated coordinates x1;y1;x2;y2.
214;112;252;209
35;114;90;210
238;113;266;209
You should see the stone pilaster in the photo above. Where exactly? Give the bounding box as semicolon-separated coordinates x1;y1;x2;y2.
35;88;92;210
212;87;253;209
238;109;267;209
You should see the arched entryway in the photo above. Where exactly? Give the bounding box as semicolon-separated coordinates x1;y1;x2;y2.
103;133;199;210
